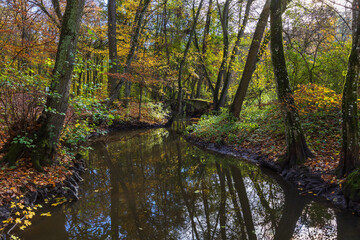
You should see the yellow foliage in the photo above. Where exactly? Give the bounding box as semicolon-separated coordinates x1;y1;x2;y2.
294;83;341;114
40;212;51;217
24;220;31;226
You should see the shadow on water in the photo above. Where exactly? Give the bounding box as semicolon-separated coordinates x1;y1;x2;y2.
18;128;360;239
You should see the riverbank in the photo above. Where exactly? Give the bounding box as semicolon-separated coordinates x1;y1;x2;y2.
185;84;360;215
0;101;169;236
185;136;360;213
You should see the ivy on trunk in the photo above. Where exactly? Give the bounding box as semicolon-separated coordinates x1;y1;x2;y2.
3;0;85;171
337;0;360;177
270;0;313;167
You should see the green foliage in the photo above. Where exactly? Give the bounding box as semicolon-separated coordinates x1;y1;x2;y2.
188;108;246;144
71;95;116;125
11;134;35;149
62;120;91;147
144;102;170;122
61;95;115;152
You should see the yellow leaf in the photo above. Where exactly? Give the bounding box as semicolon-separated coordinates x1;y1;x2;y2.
15;218;21;224
24;220;31;226
40;212;51;217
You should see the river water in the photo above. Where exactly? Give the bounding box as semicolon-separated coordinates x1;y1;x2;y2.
17;128;360;239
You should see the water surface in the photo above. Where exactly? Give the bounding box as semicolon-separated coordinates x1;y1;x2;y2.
18;128;360;239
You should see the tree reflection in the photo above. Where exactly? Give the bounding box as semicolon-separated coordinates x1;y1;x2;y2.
18;128;360;239
273;181;309;240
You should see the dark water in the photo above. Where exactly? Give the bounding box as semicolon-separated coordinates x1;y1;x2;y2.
17;128;360;239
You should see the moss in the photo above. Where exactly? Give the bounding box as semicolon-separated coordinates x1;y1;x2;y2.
1;143;24;166
344;169;360;202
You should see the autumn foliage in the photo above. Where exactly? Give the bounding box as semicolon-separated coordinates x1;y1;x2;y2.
188;84;345;184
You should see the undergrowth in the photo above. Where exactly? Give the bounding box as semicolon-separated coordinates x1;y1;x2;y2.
187;84;344;184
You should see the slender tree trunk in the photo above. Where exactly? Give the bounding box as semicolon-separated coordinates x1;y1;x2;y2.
230;0;270;117
215;163;227;240
201;181;211;240
193;33;215;95
213;0;231;109
273;182;308;240
107;0;119;95
107;0;152;107
163;0;171;64
196;0;213;98
176;142;200;240
77;70;83;95
51;0;63;24
230;166;257;240
230;0;290;118
270;0;313;167
338;0;360;177
30;0;85;171
138;84;143;119
224;169;246;238
173;0;205;119
217;0;254;109
124;81;132;107
98;142;120;240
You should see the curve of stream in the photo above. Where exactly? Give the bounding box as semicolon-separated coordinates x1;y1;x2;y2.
16;128;360;239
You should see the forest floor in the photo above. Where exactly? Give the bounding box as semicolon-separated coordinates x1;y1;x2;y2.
186;84;357;211
0;100;168;233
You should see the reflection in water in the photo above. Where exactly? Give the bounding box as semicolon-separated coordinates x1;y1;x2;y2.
19;128;360;239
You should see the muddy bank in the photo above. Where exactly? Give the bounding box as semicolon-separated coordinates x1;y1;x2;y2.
185;136;360;215
108;120;166;131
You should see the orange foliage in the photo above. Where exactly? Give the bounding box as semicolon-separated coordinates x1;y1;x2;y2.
0;155;72;207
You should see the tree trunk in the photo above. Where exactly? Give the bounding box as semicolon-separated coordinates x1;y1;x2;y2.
217;0;254;109
273;181;308;240
230;0;271;118
107;0;152;107
30;0;85;171
107;0;119;94
338;0;360;177
196;0;213;98
213;0;231;109
230;166;257;240
193;33;215;95
124;81;132;107
173;0;205;119
216;163;227;240
270;0;313;167
138;84;143;119
230;0;290;118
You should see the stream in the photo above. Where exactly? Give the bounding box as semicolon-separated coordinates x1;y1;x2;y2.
16;128;360;239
